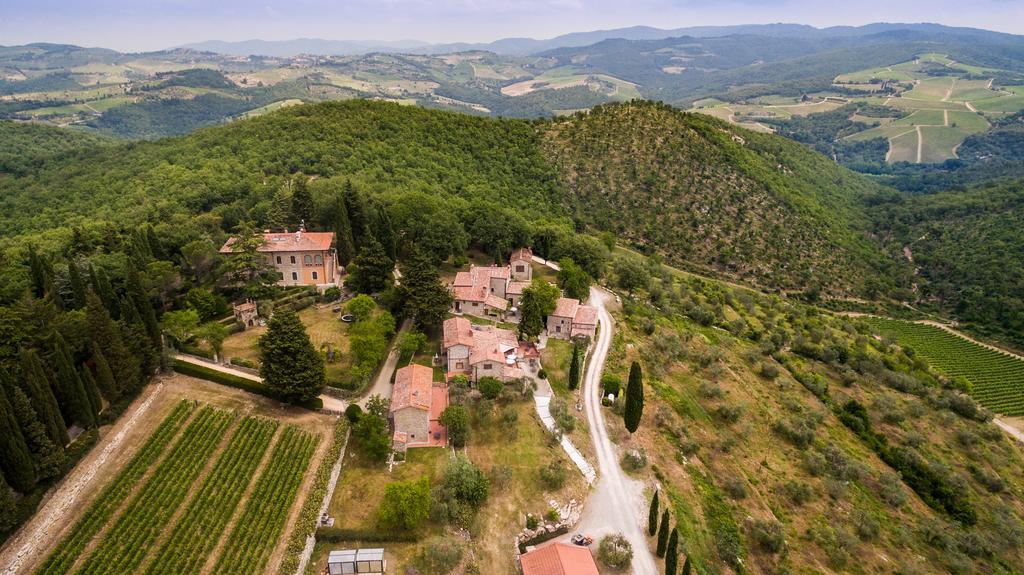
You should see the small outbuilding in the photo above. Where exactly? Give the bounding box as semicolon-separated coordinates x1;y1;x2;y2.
520;542;599;575
327;548;386;574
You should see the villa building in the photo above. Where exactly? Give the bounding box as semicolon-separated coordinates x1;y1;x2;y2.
219;229;339;289
442;317;523;383
547;297;598;340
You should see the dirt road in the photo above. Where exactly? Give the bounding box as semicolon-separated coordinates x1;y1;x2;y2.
576;286;658;574
358;318;412;408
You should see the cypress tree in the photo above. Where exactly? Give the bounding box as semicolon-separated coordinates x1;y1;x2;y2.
50;334;95;428
291;176;314;225
398;247;454;329
568;343;581;391
27;245;47;298
0;472;17;533
90;266;119;319
346;235;394;295
648;490;660;536
80;365;103;419
681;556;692;575
90;343;121;401
0;377;36;492
657;509;671;557
259;308;325;403
125;270;161;353
624;361;644;434
19;349;68;447
43;272;65;312
665;528;679;575
68;261;87;310
144;224;164;260
333;193;356;266
2;375;65;479
86;292;140;392
374;203;397;260
342;179;367;249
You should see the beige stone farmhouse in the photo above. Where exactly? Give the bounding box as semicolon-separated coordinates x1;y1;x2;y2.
219;229;339;288
442;317;524;383
450;247;534;320
547;297;598;340
389;364;448;449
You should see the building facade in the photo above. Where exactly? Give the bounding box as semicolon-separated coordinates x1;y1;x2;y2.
219;230;339;288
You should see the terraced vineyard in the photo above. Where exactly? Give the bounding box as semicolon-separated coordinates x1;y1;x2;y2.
865;318;1024;416
35;401;322;575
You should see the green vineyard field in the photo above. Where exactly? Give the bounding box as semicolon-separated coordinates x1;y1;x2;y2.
864;318;1024;416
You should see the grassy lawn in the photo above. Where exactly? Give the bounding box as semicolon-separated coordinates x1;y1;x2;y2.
316;400;587;574
540;339;575;398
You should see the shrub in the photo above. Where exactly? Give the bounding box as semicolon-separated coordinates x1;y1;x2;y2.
620;449;648;472
538;460;567;490
877;471;907;507
597;533;633;571
773;416;816;449
378;477;430;531
431;456;489;525
525;514;539;530
322;286;341;302
172;360;322;409
715;405;743;424
723;476;747;499
601;373;622;397
477;376;503;400
853;509;880;541
747;518;785;553
698;380;723;399
229;356;256;369
415;536;463;575
760;362;780;379
537;368;547;380
783;480;814;505
544;507;560;522
344;403;363;424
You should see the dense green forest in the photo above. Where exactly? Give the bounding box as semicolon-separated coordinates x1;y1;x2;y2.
0;122;113;176
869;181;1024;348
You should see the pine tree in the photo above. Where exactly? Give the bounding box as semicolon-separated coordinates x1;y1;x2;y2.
125;270;161;353
398;247;453;329
86;292;140;393
2;374;65;479
333;193;356;266
568;343;582;391
0;376;36;492
68;261;87;310
259;308;325;403
0;472;17;533
27;245;47;298
342;180;368;249
681;556;691;575
657;509;671;557
80;366;103;419
90;265;119;319
649;490;660;536
49;334;95;428
373;203;397;260
291;176;315;225
665;528;679;575
90;343;120;401
346;235;394;295
43;272;65;312
19;349;68;447
624;361;644;434
144;224;164;260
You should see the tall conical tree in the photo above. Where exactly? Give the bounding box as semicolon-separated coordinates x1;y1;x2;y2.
373;203;397;260
342;180;368;249
27;245;47;299
333;193;356;267
291;176;314;226
144;224;164;260
49;334;95;428
80;365;103;419
85;292;140;392
0;472;17;533
681;556;691;575
624;361;644;434
90;343;121;401
2;374;65;479
398;247;453;329
0;376;36;492
125;270;161;353
665;528;680;575
259;308;325;403
90;266;119;319
568;343;582;391
43;272;65;312
346;235;393;295
657;509;671;557
68;261;87;310
19;349;68;447
648;490;660;536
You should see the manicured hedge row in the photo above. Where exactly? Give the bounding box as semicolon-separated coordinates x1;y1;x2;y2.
173;360;323;410
315;527;418;544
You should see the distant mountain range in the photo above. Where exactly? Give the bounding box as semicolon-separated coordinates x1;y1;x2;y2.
179;22;1023;57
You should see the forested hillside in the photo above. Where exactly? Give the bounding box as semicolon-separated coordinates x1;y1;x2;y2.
869;180;1024;348
541;101;906;295
0;122;113;176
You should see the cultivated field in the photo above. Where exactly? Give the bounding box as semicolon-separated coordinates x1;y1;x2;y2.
864;318;1024;416
2;375;334;575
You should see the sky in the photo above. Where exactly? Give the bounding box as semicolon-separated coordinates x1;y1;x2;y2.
1;0;1023;52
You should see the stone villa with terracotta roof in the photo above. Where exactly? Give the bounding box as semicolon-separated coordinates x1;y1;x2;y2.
547;297;598;340
442;317;524;383
389;364;448;449
219;229;339;289
450;247;534;321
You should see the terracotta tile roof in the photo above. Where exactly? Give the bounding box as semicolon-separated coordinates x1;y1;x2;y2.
443;317;475;349
573;305;597;326
520;543;599;575
467;326;518;366
390;364;435;412
507;281;530;296
552;297;580;319
510;247;533;262
220;231;334;254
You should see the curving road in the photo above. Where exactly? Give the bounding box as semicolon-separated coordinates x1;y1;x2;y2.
576;286;658;574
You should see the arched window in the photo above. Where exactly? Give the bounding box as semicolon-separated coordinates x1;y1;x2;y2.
303;255;312;265
314;254;323;264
